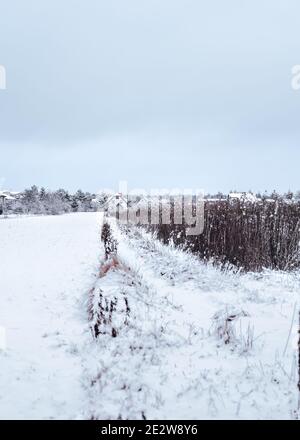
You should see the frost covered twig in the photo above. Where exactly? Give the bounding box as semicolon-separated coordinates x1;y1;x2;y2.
282;302;297;357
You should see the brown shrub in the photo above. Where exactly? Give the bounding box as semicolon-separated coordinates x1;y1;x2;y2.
146;198;300;272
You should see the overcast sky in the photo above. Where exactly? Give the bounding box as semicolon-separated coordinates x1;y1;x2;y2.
0;0;300;193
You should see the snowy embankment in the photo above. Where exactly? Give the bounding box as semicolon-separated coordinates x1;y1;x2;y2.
88;219;300;420
0;213;102;419
0;213;299;419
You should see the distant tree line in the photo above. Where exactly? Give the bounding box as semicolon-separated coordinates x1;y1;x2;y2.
6;186;97;215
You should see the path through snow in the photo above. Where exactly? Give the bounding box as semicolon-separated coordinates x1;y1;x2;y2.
0;213;102;419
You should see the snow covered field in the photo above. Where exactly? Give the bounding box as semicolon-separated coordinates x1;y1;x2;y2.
0;213;299;419
0;213;102;419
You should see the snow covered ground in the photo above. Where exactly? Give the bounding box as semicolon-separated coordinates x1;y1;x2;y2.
0;213;102;419
0;213;299;419
88;219;300;420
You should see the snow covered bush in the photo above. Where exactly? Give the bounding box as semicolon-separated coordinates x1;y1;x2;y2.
211;308;252;351
101;221;118;260
88;286;127;338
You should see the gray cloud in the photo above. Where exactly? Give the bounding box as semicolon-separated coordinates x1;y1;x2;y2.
0;0;300;191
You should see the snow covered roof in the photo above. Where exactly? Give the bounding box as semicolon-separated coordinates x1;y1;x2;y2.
0;191;16;200
94;193;129;210
229;192;258;202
